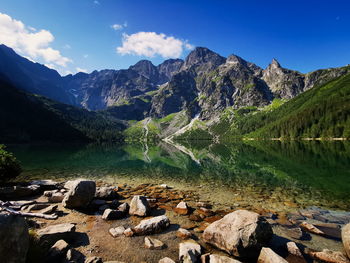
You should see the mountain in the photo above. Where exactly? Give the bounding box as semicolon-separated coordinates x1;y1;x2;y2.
0;74;125;143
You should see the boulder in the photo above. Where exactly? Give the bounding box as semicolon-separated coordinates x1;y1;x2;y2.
201;254;242;263
62;179;96;209
37;223;76;246
286;242;302;257
109;226;126;237
95;186;119;200
174;201;190;215
102;209;125;220
177;228;192;239
202;210;273;258
257;247;287;263
309;249;349;263
159;257;175;263
342;223;350;258
129;195;150;216
133;215;170;235
179;240;201;263
0;213;29;263
85;256;103;263
45;239;69;263
118;203;129;213
144;237;165;249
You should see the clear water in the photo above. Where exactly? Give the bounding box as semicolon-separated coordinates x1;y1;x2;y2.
7;140;350;212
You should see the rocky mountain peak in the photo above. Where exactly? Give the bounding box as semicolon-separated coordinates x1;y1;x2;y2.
181;47;226;72
157;59;184;81
128;59;159;81
226;54;245;64
269;58;281;69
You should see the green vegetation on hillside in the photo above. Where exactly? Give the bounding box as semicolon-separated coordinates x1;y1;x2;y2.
0;144;21;180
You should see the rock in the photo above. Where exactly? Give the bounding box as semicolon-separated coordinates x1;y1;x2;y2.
309;249;350;263
31;180;59;190
159;184;170;189
118;203;129;213
176;228;192;239
174;201;189;215
201;254;242;263
342;223;350;258
202;210;273;258
40;204;58;215
179;240;201;263
124;228;134;237
102;209;125;220
144;237;165;249
159;257;175;263
133;215;170;235
46;239;69;262
38;223;76;245
129;195;150;216
85;256;103;263
314;222;341;239
196;202;211;209
257;247;288;263
281;226;304;240
299;222;324;235
0;213;29;263
62;179;96;209
66;248;85;263
286;242;302;257
95;186;118;200
109;226;126;237
49;192;65;203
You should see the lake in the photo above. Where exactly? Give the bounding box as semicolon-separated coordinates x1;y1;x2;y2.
7;140;350;212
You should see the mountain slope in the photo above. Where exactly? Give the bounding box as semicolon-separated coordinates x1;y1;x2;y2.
0;75;125;143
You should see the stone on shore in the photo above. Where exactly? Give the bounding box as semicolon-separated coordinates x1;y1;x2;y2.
62;179;96;209
0;213;29;263
179;240;201;263
342;223;350;258
102;209;125;220
95;186;119;200
201;253;242;263
174;201;189;215
144;237;165;249
85;256;103;263
299;222;324;235
176;228;192;239
129;195;150;216
46;239;69;262
123;228;134;237
109;226;126;237
133;215;170;235
37;223;76;245
159;257;175;263
118;203;129;213
257;247;288;263
309;249;350;263
202;210;273;258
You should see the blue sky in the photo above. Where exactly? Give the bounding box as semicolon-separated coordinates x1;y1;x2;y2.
0;0;349;75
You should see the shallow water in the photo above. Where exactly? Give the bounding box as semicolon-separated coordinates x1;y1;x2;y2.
7;140;350;211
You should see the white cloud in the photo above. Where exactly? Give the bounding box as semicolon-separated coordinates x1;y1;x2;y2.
76;67;88;73
111;22;127;31
116;32;194;58
93;0;100;4
0;12;72;72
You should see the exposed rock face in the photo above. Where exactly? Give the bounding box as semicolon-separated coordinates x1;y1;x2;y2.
133;215;170;235
179;240;202;263
0;213;29;263
129;195;150;216
202;210;273;258
257;247;288;263
342;223;350;258
62;179;96;209
37;223;76;245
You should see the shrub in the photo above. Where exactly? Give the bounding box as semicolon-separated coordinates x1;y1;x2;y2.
0;144;22;180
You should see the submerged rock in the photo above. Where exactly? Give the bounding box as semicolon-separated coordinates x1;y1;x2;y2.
129;195;150;216
202;210;273;258
342;223;350;258
133;215;170;235
309;249;350;263
179;240;201;263
0;213;29;263
144;237;165;249
62;179;96;209
299;222;324;235
257;247;287;263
